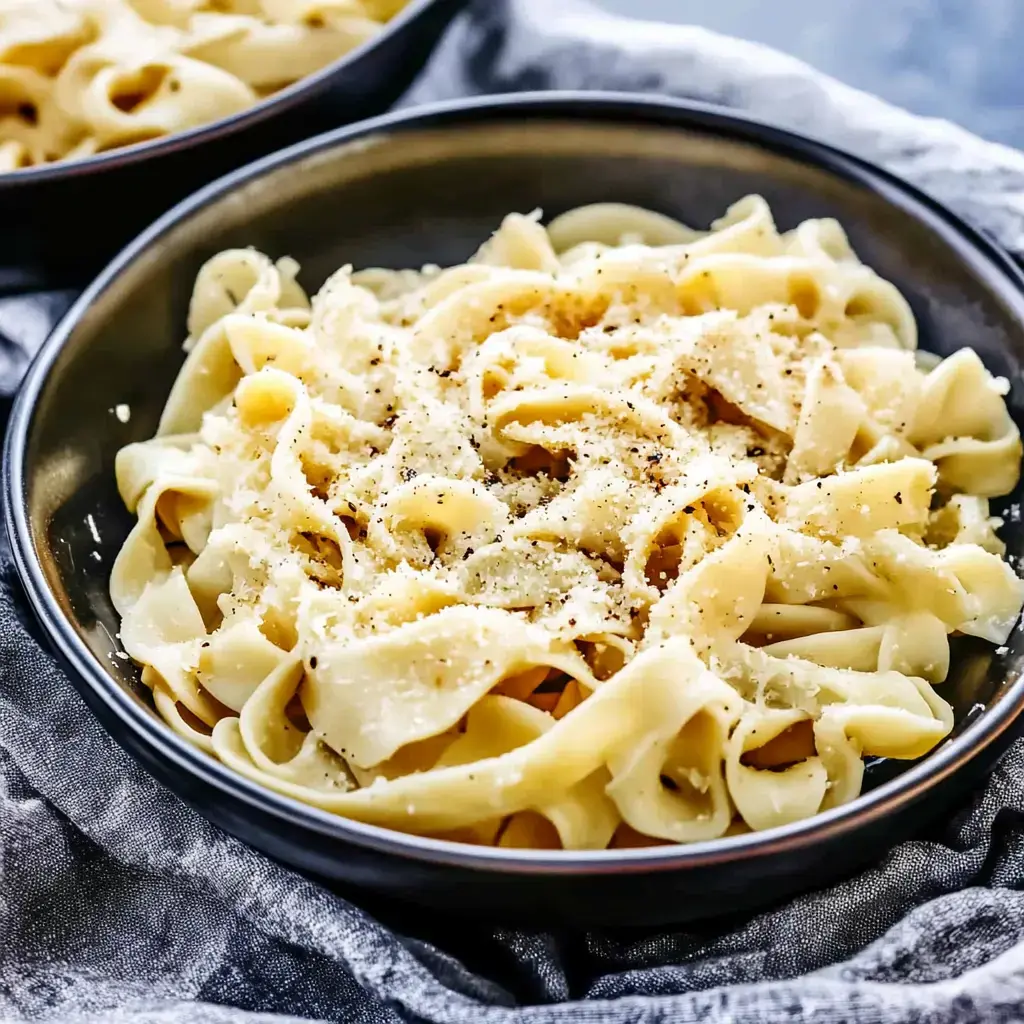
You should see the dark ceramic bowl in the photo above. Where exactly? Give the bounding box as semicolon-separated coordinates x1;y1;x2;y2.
6;93;1024;927
0;0;464;292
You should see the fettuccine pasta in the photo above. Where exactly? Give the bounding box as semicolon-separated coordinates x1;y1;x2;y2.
112;196;1024;850
0;0;408;170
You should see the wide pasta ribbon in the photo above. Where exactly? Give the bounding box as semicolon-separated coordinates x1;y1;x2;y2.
112;196;1024;850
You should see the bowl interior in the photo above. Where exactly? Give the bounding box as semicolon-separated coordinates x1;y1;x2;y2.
16;107;1024;817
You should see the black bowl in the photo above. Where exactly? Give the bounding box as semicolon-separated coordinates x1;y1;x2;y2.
0;0;464;293
6;93;1024;927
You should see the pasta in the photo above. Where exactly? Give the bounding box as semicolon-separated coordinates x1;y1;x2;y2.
0;0;407;170
111;196;1024;850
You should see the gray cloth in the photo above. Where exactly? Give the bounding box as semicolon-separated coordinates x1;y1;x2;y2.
5;1;1024;1021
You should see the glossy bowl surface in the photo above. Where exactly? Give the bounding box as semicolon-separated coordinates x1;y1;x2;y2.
6;93;1024;926
0;0;464;291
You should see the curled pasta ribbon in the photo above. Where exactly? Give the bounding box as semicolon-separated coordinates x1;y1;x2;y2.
368;474;509;565
182;12;379;92
621;454;758;598
0;2;93;76
115;197;1023;850
760;609;950;684
111;473;218;612
927;495;1005;555
462;325;607;420
300;604;595;768
57;46;256;150
725;708;829;832
0;63;81;166
909;349;1022;498
605;666;742;844
160;252;310;434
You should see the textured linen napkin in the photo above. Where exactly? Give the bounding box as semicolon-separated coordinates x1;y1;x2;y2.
7;1;1024;1021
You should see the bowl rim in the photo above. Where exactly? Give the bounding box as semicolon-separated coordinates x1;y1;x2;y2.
7;90;1024;875
0;0;445;187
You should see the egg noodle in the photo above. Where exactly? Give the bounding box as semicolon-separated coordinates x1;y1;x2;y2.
112;197;1024;850
0;0;407;170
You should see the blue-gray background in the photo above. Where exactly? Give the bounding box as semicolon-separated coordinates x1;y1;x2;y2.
600;0;1024;149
